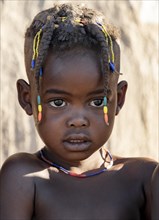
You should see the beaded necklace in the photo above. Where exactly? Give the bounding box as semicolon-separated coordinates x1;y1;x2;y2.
39;149;113;178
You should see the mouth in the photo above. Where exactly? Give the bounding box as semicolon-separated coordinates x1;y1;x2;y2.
63;134;92;151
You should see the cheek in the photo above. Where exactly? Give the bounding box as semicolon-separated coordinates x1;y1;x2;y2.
37;119;63;148
89;111;114;145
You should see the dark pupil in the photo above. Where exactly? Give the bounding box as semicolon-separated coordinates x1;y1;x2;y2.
54;100;63;106
94;99;103;106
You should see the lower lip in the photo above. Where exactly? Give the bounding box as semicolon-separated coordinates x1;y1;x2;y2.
63;141;91;151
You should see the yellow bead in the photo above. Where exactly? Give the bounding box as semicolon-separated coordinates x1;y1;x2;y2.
38;104;42;112
103;106;108;114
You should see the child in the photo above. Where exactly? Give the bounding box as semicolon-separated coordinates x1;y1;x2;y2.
0;3;158;220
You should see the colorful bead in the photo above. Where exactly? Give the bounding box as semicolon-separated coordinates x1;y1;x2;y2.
109;62;115;72
103;96;107;106
37;95;41;105
38;104;42;112
37;95;42;122
103;96;109;125
103;106;108;114
104;113;109;125
38;112;42;122
31;59;35;69
39;148;113;178
39;67;43;77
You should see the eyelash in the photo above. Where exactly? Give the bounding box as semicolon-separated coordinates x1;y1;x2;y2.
90;98;104;107
49;99;67;108
49;98;105;108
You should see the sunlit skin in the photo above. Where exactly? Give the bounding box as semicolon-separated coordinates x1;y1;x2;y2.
34;49;117;173
0;48;158;220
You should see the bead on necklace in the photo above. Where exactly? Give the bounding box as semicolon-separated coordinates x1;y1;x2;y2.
39;148;113;178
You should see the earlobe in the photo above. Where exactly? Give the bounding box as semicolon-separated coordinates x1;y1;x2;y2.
16;79;33;115
116;80;128;115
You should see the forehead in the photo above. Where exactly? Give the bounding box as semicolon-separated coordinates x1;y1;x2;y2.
34;49;119;99
26;40;120;82
43;48;103;87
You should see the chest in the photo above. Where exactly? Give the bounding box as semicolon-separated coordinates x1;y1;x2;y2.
34;172;144;220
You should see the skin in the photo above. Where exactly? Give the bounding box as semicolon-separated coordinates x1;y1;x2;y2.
151;164;159;220
0;48;158;220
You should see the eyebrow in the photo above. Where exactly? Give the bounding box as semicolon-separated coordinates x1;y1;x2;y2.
44;88;104;96
87;89;104;96
44;89;72;96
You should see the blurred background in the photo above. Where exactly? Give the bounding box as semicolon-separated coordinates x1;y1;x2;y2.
1;0;158;166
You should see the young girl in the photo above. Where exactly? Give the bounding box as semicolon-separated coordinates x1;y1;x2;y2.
0;3;158;220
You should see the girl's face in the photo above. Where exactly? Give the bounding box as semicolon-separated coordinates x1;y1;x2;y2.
33;49;118;164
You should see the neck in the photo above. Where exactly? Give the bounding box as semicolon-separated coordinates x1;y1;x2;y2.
41;147;112;175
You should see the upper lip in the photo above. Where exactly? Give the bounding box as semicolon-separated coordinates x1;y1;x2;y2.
63;134;91;142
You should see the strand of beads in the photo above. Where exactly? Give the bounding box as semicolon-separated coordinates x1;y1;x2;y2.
31;28;43;123
96;22;115;72
96;22;116;126
103;96;109;125
39;148;113;178
31;28;43;69
37;95;42;122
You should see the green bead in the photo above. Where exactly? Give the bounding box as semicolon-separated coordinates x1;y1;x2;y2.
37;95;41;105
104;96;107;106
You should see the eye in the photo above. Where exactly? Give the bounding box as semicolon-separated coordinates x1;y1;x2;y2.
49;99;66;108
90;98;104;107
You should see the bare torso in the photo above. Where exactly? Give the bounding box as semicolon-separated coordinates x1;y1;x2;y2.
31;152;154;220
0;151;157;220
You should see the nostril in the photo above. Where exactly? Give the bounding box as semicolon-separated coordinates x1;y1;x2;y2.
67;117;89;127
82;123;86;127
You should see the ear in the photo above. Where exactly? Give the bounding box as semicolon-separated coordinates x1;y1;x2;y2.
116;80;128;115
16;79;33;115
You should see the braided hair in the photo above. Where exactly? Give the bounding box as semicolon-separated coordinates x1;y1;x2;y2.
24;3;120;124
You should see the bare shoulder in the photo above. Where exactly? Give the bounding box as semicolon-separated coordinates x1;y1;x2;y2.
114;155;158;176
152;163;159;178
0;151;45;219
113;155;158;189
0;152;45;182
1;151;43;173
0;151;47;195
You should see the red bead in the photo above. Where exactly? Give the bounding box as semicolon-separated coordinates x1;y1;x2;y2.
104;114;109;125
38;112;42;122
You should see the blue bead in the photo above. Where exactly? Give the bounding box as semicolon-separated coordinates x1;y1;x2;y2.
37;95;41;105
39;68;43;76
31;60;35;68
103;96;107;106
96;21;102;26
109;62;115;72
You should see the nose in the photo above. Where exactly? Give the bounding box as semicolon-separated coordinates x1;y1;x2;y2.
66;113;90;128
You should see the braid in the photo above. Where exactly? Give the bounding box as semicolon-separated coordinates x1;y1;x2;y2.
84;23;112;125
34;16;55;93
35;18;54;75
84;23;110;95
24;3;120;124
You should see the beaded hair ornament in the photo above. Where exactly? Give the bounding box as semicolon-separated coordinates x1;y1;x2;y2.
31;17;116;125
